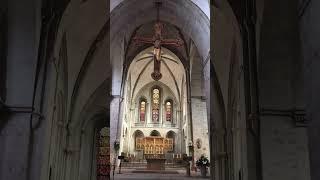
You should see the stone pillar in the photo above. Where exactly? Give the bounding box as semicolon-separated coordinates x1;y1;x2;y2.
146;102;150;125
64;130;82;180
191;97;209;159
258;1;310;180
0;1;42;180
110;96;121;166
299;1;320;179
176;109;180;128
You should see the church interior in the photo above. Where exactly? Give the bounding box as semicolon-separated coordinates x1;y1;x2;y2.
1;0;320;180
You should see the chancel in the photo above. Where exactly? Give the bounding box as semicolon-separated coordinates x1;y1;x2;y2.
118;44;210;172
114;3;211;174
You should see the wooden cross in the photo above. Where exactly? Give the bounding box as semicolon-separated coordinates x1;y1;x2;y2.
133;2;183;81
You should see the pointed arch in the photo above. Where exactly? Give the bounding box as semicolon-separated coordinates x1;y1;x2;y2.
166;131;176;152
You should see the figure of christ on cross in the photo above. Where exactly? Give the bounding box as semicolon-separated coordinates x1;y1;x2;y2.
133;22;183;81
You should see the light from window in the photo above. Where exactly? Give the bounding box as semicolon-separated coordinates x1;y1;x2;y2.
152;88;160;122
166;101;172;121
140;101;146;122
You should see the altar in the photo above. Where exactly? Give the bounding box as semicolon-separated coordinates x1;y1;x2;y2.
136;136;173;170
146;158;166;170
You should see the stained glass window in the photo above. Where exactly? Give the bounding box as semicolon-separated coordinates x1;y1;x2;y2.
152;88;160;122
96;127;110;180
165;101;172;121
139;100;146;122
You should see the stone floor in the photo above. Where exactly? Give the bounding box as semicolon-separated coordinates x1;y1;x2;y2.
112;169;210;180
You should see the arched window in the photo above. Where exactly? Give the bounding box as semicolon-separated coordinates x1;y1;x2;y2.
165;100;172;121
151;88;160;122
139;100;146;122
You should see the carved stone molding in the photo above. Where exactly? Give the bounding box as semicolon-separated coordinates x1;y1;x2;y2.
292;109;308;127
260;108;308;127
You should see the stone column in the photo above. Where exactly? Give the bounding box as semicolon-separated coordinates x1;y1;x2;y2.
64;130;82;180
0;1;42;180
110;96;121;167
299;1;320;179
258;1;310;180
176;109;181;128
145;102;149;126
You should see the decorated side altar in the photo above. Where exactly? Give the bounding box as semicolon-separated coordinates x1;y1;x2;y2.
136;136;173;170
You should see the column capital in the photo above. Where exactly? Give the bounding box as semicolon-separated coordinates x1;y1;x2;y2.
111;94;122;99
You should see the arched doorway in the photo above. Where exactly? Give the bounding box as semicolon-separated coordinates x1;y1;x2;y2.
166;131;176;153
133;130;144;161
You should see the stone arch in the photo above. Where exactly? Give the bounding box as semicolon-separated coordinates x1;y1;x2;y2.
60;78;111;180
133;130;144;138
166;131;176;152
150;130;161;137
78;115;109;180
211;1;244;180
133;130;144;160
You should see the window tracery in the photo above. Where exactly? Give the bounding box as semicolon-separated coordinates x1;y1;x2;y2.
165;100;172;121
152;88;160;122
139;100;146;122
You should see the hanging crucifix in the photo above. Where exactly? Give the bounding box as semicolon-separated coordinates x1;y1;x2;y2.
133;1;183;81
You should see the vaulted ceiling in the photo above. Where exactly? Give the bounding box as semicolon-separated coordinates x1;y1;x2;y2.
127;47;186;103
110;0;210;18
125;21;190;69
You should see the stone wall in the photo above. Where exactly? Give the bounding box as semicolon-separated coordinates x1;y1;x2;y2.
191;98;210;159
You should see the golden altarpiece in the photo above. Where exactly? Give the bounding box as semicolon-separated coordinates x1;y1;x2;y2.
136;136;173;158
